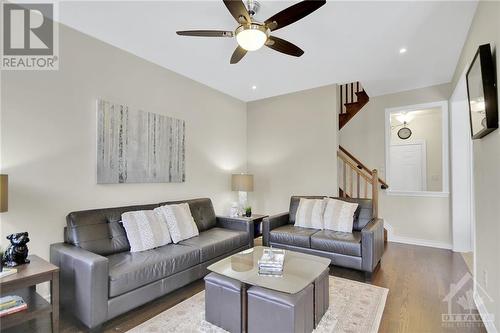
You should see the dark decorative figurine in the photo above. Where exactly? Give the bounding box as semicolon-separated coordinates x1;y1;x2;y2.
3;232;30;267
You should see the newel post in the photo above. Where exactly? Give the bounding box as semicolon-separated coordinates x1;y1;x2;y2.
371;169;379;219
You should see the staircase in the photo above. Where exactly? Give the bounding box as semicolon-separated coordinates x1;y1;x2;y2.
337;81;388;240
339;82;369;129
338;146;388;240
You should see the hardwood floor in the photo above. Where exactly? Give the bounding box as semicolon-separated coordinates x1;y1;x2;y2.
4;242;486;333
334;243;485;333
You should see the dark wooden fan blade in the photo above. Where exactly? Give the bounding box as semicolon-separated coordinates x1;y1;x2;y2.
265;0;326;31
176;30;234;37
230;46;247;64
266;36;304;57
223;0;251;24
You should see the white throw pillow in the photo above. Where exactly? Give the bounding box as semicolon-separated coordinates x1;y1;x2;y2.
323;198;359;233
294;198;326;229
121;210;172;252
155;203;199;243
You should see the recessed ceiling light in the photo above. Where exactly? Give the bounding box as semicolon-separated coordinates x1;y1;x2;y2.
399;48;407;54
251;85;257;90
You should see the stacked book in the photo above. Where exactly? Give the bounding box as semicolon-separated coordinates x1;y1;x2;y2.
0;267;17;279
0;295;27;317
258;248;285;276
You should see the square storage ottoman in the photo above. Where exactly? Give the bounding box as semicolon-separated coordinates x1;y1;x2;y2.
204;272;245;333
247;284;314;333
314;267;330;327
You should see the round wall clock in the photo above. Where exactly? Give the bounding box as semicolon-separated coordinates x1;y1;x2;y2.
398;127;412;140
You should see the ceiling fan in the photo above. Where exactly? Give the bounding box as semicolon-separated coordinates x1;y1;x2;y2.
176;0;326;64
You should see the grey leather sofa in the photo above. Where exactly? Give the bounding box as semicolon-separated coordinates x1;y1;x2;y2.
262;196;384;273
50;198;253;330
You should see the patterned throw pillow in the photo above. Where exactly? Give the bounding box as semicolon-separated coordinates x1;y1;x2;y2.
121;210;172;252
155;203;199;243
323;198;359;233
294;198;326;229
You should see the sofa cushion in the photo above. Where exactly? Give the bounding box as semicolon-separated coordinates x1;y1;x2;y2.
66;198;217;256
323;198;358;233
121;210;172;252
179;228;248;262
66;203;159;256
159;198;216;232
294;198;325;230
352;199;373;231
269;225;319;248
107;244;200;298
155;204;199;243
310;230;362;257
289;196;372;231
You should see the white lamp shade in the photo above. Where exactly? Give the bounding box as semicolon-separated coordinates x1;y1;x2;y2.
232;174;254;192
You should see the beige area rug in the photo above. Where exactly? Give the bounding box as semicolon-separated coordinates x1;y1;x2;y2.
128;276;388;333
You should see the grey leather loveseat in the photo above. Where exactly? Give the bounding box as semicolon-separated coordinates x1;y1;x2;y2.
50;198;253;330
263;196;384;274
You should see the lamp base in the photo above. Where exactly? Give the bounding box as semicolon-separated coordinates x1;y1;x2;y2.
238;191;248;216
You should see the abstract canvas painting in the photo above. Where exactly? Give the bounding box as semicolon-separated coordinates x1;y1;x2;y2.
97;99;185;184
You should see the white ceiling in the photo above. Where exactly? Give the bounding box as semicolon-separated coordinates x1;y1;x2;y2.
58;1;478;101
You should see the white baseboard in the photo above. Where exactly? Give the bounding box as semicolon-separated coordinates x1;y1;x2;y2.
384;222;452;250
474;292;497;333
388;235;452;250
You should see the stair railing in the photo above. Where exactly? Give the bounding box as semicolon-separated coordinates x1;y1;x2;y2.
337;146;388;219
339;146;389;190
339;81;363;115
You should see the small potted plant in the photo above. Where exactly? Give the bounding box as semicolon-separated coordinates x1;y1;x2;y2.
244;206;252;217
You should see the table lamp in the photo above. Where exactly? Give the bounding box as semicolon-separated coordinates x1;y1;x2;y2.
231;174;253;216
0;174;7;213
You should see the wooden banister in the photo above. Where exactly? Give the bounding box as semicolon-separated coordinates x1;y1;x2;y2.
338;145;389;189
337;152;372;183
337;151;380;218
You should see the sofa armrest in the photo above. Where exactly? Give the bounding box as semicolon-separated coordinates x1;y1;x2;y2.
216;216;254;248
361;218;385;273
50;242;109;329
262;213;289;246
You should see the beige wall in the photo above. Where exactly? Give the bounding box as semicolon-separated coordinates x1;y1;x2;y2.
451;1;500;330
247;85;338;214
340;83;452;247
0;24;247;264
390;109;443;191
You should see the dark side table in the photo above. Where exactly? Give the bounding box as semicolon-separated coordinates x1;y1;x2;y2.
0;255;59;332
228;214;268;238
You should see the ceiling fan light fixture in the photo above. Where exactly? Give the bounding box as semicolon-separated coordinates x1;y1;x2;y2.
235;24;269;51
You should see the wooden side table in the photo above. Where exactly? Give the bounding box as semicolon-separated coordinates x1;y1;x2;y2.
228;214;268;238
0;255;59;333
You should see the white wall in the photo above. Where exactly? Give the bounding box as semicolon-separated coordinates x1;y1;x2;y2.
247;85;338;214
451;2;500;331
340;83;452;248
0;24;247;263
449;75;474;253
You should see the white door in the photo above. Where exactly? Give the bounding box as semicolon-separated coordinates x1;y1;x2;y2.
390;142;426;191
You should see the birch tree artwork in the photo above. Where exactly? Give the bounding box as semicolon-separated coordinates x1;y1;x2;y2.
97;99;186;184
